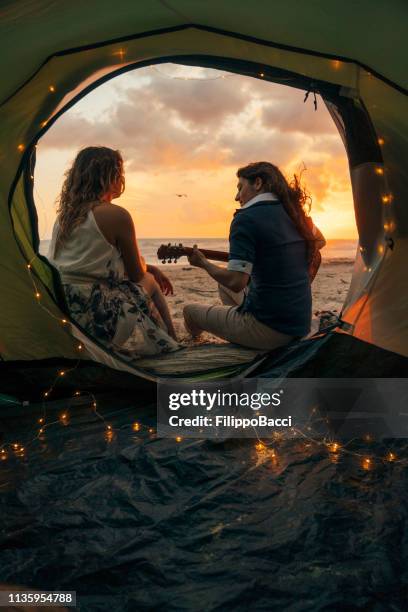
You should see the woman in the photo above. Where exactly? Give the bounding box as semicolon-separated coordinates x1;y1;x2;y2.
48;146;179;359
183;161;325;351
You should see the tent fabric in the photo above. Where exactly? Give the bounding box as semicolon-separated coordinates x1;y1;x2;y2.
0;1;407;371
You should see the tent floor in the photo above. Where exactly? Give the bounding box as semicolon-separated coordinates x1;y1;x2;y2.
135;342;263;375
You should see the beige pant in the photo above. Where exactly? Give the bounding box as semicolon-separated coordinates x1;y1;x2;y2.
183;284;294;350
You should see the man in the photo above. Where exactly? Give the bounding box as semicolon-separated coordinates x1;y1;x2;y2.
183;161;324;350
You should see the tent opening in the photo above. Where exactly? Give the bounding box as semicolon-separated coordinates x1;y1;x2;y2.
30;61;359;376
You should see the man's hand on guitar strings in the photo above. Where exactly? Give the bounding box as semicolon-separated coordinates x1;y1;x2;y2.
187;245;209;269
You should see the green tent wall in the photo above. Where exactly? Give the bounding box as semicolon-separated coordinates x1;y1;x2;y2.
0;0;407;369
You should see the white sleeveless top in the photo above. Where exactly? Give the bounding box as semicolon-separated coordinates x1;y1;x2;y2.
47;208;180;358
48;209;125;284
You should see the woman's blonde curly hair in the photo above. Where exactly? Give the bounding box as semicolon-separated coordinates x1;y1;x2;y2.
54;146;124;255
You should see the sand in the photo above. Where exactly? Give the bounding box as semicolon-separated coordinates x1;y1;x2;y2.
158;261;354;345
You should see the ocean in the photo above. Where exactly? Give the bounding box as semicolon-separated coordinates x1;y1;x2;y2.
39;237;357;265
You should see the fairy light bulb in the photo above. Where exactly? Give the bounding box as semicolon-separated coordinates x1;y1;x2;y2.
375;167;384;176
363;457;371;469
35;292;41;299
255;442;266;451
328;442;340;453
259;72;265;77
38;418;44;424
132;422;140;432
59;370;65;376
382;194;392;205
378;244;384;254
61;319;68;325
175;436;182;443
44;391;49;397
49;85;55;92
77;344;83;350
148;428;155;434
387;452;396;462
17;144;24;152
378;137;385;146
74;391;80;396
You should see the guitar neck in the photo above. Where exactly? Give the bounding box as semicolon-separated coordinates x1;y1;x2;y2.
182;246;229;262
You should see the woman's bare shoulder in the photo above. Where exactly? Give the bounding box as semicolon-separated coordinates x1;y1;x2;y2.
93;203;132;224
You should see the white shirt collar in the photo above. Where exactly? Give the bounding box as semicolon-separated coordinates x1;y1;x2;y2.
241;192;279;209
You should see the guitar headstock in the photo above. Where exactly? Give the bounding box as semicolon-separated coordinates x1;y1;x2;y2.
157;243;185;263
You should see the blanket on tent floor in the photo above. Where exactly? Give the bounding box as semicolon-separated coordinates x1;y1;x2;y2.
1;383;408;610
1;334;408;610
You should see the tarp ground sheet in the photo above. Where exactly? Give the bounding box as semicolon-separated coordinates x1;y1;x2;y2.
1;390;408;610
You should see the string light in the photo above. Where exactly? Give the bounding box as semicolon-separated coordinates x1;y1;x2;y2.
382;194;393;205
375;167;384;176
362;457;372;470
17;144;24;152
378;137;385;146
48;85;55;92
328;442;340;453
387;452;396;462
132;422;140;432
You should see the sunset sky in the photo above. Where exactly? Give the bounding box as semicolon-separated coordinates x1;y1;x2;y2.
35;64;357;240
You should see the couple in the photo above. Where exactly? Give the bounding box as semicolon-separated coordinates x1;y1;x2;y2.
48;146;324;361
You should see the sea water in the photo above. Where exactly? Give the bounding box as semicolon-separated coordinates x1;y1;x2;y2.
39;237;357;265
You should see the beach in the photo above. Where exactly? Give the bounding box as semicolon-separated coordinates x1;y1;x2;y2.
160;260;354;343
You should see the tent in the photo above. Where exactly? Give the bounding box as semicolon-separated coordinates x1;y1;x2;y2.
0;0;407;384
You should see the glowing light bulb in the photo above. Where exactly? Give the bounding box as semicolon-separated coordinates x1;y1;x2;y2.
41;121;48;128
35;292;41;298
375;167;384;175
377;137;385;146
383;223;389;231
13;444;19;449
39;428;44;434
74;391;80;396
132;422;140;432
363;457;371;469
49;85;55;92
175;436;182;442
382;194;392;205
59;370;65;376
27;263;32;269
17;144;24;152
329;442;340;453
331;60;341;70
77;344;83;350
387;452;396;462
378;244;384;254
44;391;49;397
38;418;44;424
259;72;265;77
148;428;155;434
61;319;68;324
256;442;266;451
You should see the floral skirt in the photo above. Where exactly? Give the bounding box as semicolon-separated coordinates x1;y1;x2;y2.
63;279;180;360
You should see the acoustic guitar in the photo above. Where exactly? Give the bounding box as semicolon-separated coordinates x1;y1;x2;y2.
157;243;321;282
